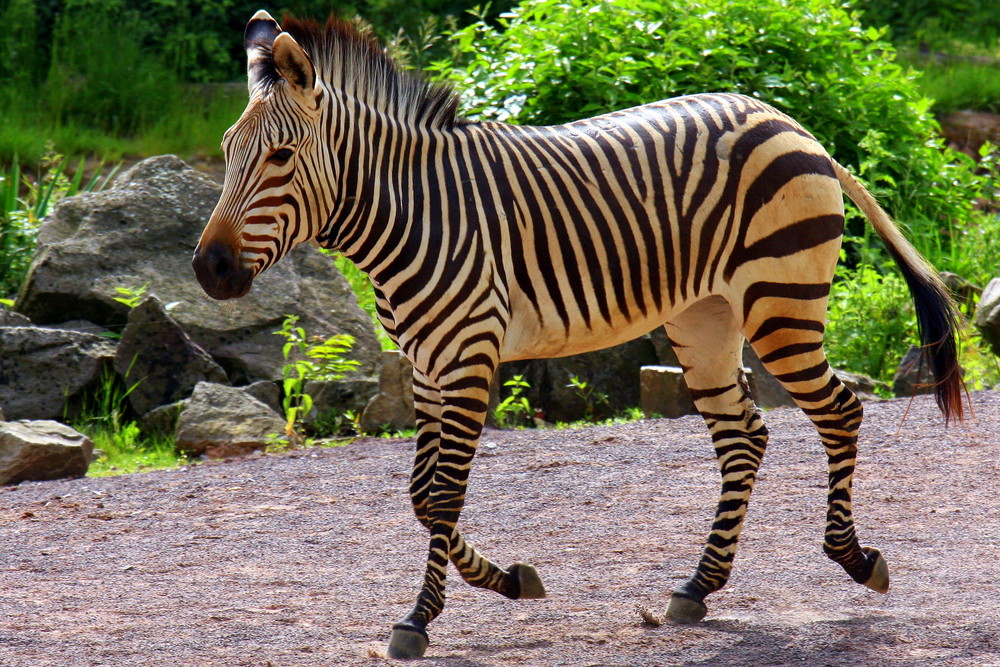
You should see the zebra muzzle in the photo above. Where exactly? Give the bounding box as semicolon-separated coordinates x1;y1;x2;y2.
192;239;255;300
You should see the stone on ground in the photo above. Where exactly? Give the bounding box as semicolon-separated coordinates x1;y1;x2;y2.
175;382;285;458
0;326;116;420
360;350;416;433
0;420;94;485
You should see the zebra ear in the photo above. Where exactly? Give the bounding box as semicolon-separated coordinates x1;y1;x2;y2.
245;10;281;95
272;32;316;97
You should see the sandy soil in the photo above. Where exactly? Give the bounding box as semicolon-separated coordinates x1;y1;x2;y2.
1;390;998;666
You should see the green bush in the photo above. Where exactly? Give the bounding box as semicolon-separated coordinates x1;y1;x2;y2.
856;0;1000;47
431;0;988;275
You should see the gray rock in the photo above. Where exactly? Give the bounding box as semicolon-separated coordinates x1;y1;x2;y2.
175;382;285;458
838;369;884;401
0;310;30;326
244;381;282;416
940;271;980;313
45;320;113;337
114;295;228;415
640;366;696;418
0;326;117;420
892;345;937;398
139;401;186;437
741;343;796;409
0;420;94;485
974;278;1000;356
15;155;381;384
361;350;416;433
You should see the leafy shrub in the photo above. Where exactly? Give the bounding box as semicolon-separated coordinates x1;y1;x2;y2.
494;375;534;428
824;260;915;383
274;315;360;441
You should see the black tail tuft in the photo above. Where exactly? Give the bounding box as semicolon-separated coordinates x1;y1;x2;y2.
888;247;965;423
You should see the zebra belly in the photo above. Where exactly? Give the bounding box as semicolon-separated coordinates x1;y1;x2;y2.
499;302;685;361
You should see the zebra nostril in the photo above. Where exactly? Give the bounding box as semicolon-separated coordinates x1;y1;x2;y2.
213;254;231;277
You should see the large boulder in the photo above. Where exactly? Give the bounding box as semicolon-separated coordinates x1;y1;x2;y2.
15;155;381;384
974;278;1000;356
303;378;378;434
114;296;228;416
0;326;116;420
0;420;94;485
175;382;285;458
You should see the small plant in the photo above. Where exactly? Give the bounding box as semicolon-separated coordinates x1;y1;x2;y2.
274;314;360;442
493;375;534;429
112;282;149;309
567;375;610;422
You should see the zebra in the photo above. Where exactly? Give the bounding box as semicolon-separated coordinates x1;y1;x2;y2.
192;11;964;659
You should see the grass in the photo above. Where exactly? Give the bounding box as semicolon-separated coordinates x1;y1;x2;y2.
904;54;1000;114
0;85;246;165
86;424;191;477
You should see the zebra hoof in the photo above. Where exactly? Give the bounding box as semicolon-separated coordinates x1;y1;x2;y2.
665;593;707;624
861;547;890;594
387;623;429;660
510;562;546;599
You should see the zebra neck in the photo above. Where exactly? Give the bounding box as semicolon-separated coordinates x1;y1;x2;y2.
333;118;493;292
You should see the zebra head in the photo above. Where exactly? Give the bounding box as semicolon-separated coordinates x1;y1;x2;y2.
193;10;331;300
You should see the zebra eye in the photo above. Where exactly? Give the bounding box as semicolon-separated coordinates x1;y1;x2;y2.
268;147;294;164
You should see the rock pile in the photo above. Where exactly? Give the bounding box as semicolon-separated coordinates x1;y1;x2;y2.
1;156;384;481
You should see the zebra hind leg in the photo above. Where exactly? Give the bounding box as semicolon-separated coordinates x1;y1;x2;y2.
747;315;889;595
661;297;769;624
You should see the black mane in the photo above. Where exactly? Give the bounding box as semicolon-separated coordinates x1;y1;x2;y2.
261;15;463;130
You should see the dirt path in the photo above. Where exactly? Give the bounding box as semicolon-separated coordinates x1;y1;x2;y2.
2;391;998;666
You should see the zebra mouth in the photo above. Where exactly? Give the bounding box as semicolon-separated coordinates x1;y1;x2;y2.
192;239;255;300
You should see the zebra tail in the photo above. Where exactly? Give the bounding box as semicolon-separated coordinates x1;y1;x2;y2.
832;160;965;423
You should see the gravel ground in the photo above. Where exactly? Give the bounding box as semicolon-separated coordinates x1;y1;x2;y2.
1;390;998;666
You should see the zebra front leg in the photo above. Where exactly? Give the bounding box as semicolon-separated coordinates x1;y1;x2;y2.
409;370;546;600
663;299;769;624
388;363;541;658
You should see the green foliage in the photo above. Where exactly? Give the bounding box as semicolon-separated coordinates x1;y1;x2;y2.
69;363;187;476
86;425;187;477
0;148;119;297
907;58;1000;115
493;375;534;428
274;315;360;440
824;258;916;384
566;375;610;422
856;0;1000;47
112;283;150;309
